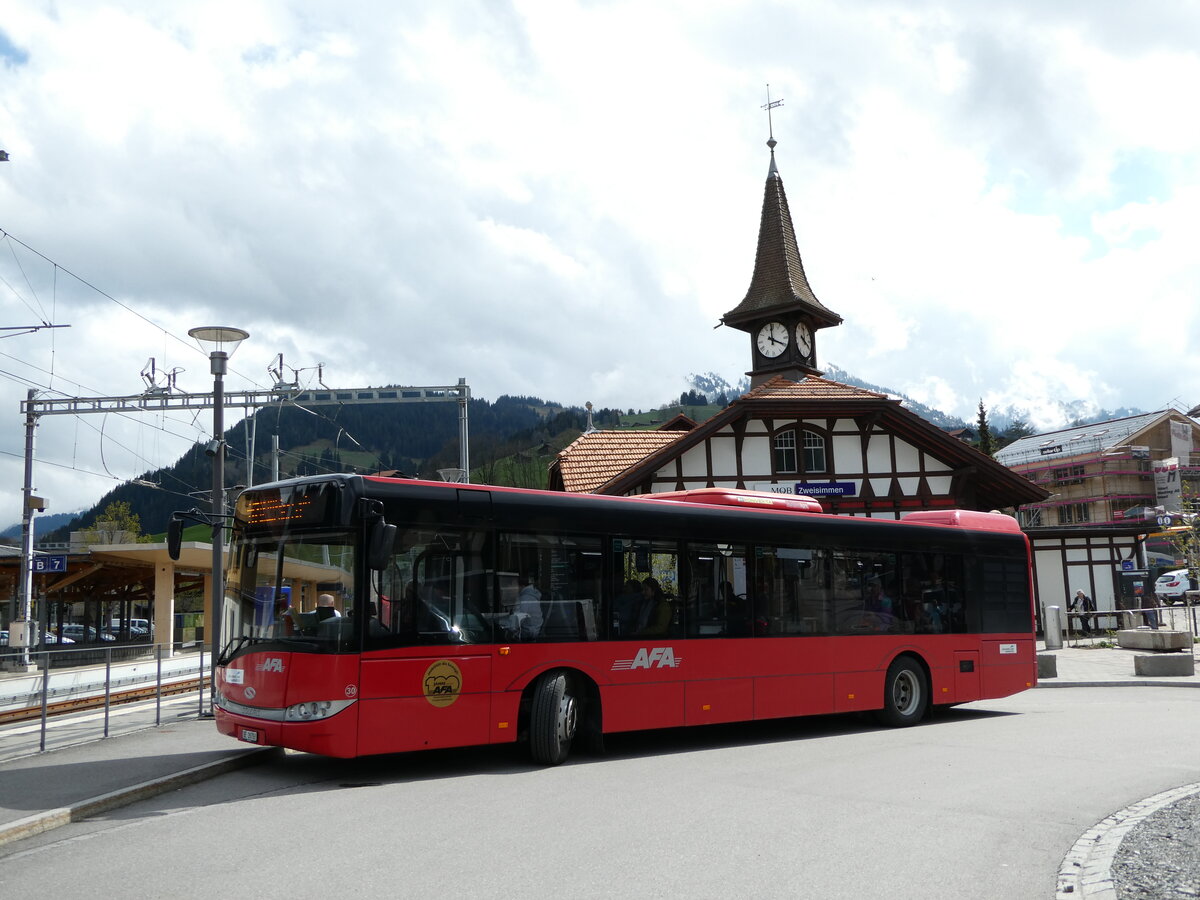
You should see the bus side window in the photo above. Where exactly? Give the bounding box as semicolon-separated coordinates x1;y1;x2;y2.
681;543;748;638
497;532;603;642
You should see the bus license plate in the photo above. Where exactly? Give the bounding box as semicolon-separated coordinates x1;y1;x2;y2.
239;728;259;744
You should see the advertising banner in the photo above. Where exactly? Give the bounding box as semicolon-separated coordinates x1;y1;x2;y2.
1154;458;1182;512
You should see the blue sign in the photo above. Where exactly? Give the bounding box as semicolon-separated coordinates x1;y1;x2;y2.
32;555;67;573
795;482;857;498
792;482;859;496
1121;560;1134;571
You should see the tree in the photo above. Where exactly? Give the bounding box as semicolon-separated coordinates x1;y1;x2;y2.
976;400;995;456
79;501;150;546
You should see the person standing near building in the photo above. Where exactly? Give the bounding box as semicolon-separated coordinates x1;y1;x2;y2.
1070;589;1095;636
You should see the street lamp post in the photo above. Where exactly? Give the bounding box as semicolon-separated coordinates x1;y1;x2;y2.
188;326;249;713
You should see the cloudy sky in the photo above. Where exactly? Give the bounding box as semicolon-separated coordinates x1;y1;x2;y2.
2;1;1200;519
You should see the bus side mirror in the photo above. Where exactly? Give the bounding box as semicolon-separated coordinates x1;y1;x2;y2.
367;521;396;571
167;517;183;561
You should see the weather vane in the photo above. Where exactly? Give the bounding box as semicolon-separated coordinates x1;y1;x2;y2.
762;83;783;149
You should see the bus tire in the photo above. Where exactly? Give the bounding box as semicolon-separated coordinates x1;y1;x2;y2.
530;671;578;765
876;656;928;727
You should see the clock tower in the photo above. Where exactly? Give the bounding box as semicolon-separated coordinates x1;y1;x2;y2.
720;113;842;386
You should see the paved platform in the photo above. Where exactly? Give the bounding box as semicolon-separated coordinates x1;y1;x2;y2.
0;717;277;847
1037;637;1200;688
0;640;1196;856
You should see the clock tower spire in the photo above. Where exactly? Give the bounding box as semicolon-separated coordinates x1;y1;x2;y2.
720;88;842;386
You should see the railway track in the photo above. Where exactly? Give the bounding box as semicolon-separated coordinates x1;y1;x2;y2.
0;676;209;725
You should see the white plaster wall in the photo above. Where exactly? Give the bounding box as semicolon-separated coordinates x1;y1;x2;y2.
1034;548;1066;613
710;435;738;476
742;436;772;473
895;440;920;472
866;434;891;472
923;454;951;472
832;435;860;472
927;475;952;494
679;444;708;478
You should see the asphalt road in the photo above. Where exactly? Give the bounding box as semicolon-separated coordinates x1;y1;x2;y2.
2;687;1199;899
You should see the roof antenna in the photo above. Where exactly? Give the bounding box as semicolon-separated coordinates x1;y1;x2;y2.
762;83;784;174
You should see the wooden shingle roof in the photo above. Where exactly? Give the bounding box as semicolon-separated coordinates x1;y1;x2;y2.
721;151;842;331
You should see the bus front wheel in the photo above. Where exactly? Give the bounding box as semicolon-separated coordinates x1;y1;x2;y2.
876;657;928;727
530;671;578;765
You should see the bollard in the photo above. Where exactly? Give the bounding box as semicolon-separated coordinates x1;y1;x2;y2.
1044;605;1064;650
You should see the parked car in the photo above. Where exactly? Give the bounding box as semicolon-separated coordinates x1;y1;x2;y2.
1154;569;1193;605
108;619;150;637
59;624;116;643
1;629;73;646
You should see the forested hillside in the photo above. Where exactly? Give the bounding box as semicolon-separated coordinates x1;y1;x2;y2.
43;394;628;539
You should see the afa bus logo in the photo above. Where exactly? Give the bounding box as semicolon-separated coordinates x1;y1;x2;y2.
423;659;463;708
611;647;681;671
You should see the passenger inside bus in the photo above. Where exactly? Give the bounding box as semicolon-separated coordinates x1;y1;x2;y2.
613;578;643;636
315;593;341;621
634;578;673;637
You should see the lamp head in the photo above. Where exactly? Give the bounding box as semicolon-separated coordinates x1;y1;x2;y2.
188;326;249;358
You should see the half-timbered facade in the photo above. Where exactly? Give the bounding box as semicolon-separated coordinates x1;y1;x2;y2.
551;375;1045;515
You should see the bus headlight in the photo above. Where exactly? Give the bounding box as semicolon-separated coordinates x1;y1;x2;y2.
284;699;356;721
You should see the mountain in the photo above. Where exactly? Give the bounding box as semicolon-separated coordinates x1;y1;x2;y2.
1;511;80;542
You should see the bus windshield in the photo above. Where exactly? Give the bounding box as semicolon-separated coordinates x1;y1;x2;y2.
223;528;358;656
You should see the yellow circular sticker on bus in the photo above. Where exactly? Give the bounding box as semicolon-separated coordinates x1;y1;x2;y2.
423;659;462;708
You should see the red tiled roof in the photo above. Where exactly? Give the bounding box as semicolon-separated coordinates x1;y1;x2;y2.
553;430;686;493
739;374;889;401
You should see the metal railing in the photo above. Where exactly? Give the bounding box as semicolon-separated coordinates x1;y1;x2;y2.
0;641;209;760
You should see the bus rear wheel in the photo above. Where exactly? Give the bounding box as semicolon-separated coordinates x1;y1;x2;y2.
876;657;928;727
530;671;578;765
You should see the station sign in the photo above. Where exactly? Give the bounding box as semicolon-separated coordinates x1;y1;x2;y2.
31;555;67;573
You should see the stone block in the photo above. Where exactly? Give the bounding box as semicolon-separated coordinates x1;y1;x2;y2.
1133;654;1195;676
1037;654;1057;678
1116;629;1191;651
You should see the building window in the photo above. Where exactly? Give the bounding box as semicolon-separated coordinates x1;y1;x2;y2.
803;430;827;473
774;430;798;473
1053;466;1085;486
1059;503;1091;525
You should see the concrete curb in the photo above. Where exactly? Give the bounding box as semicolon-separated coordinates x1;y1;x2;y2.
0;745;280;849
1056;781;1200;899
1036;680;1200;689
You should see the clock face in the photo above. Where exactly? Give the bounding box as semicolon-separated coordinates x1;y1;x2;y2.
795;322;813;357
756;321;789;358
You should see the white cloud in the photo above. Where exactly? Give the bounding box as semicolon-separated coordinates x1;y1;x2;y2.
2;0;1200;521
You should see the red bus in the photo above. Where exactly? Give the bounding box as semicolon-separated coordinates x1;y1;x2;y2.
205;475;1036;764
